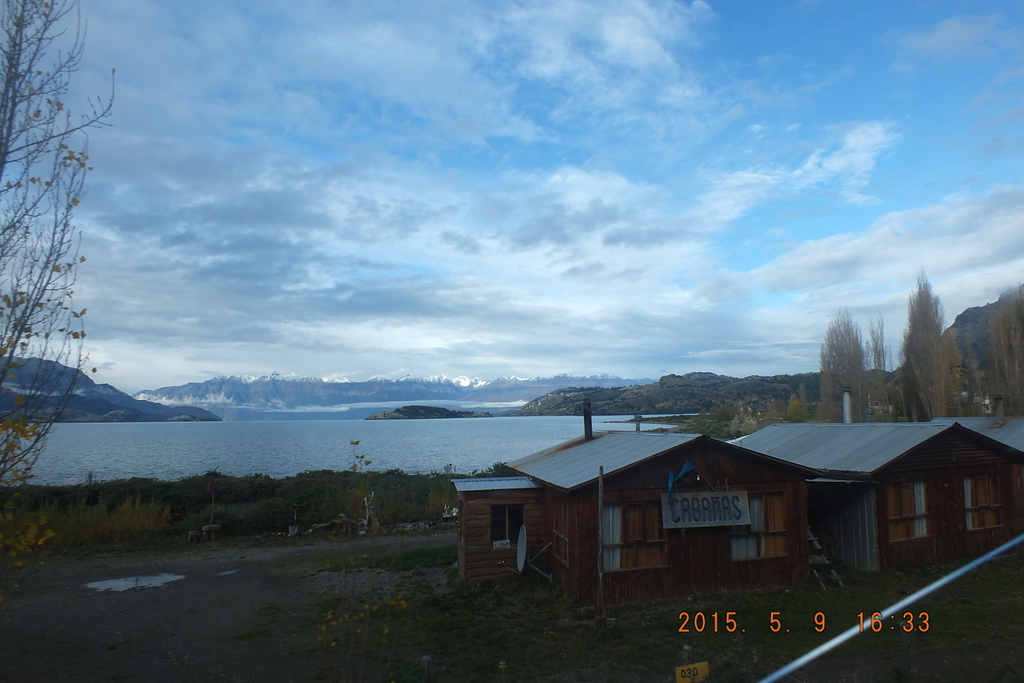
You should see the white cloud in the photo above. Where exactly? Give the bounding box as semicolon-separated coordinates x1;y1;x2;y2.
750;183;1024;312
502;0;716;120
896;15;1017;62
671;121;900;238
794;121;899;202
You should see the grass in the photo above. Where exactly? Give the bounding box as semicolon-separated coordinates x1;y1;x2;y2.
234;625;274;640
321;545;458;574
312;547;1024;683
235;603;305;644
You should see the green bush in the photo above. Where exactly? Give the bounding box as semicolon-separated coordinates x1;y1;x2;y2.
0;468;463;544
239;497;292;533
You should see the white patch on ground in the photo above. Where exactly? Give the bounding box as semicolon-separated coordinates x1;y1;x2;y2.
85;573;186;592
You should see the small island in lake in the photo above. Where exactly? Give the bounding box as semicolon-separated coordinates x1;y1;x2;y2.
366;405;493;420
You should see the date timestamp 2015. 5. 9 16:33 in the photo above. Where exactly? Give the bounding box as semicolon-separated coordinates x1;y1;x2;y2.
676;611;931;634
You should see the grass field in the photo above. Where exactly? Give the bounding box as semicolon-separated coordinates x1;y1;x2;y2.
315;545;1024;683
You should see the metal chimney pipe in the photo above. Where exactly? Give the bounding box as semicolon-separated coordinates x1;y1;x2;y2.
583;399;594;440
995;394;1004;423
634;413;641;432
842;386;853;424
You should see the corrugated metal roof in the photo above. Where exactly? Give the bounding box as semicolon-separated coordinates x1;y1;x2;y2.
452;476;542;492
508;431;701;490
931;417;1024;451
732;423;951;474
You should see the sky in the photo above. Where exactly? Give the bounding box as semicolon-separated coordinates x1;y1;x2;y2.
58;0;1024;394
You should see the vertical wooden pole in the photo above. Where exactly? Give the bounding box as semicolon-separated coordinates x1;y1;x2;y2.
596;465;606;627
901;620;917;681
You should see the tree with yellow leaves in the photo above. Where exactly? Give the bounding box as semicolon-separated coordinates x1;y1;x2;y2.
0;0;111;487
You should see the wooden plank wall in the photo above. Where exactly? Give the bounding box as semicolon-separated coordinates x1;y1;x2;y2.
884;431;1014;474
1012;464;1024;536
875;462;1015;570
457;488;545;584
562;442;810;605
546;489;573;589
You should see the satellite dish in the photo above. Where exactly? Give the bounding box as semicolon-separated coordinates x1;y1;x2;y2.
516;524;528;572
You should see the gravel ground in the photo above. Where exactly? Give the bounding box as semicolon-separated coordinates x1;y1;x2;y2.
0;532;455;683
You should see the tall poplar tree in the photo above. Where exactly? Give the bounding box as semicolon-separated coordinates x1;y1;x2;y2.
819;307;865;422
900;274;946;421
988;285;1024;415
866;315;892;420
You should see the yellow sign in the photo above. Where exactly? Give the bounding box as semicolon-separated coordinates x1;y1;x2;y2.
675;661;709;682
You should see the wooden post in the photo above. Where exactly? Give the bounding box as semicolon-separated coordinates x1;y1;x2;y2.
596;465;606;627
421;654;433;682
901;620;917;681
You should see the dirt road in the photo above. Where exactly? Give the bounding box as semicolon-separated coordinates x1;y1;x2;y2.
0;532;455;682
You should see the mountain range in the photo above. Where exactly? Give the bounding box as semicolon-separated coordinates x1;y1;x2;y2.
2;359;221;422
9;289;1002;422
132;373;655;419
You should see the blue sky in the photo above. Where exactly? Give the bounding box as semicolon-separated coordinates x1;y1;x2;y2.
64;0;1024;393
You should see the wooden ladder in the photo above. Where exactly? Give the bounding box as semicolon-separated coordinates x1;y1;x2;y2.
807;527;844;589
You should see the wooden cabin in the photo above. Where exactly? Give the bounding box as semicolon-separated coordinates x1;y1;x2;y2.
735;422;1024;571
456;429;818;604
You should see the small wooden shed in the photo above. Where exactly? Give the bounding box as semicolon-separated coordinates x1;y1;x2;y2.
453;476;545;584
457;430;819;604
735;422;1024;571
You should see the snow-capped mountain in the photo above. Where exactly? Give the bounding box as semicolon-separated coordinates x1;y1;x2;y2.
134;373;652;416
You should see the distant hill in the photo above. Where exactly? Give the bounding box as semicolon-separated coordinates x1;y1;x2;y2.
134;373;654;417
947;291;1020;367
1;358;221;422
516;372;821;416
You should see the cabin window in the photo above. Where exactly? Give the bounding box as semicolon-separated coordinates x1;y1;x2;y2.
490;504;524;549
552;496;570;565
602;501;666;570
965;474;1001;530
887;481;928;541
731;492;787;560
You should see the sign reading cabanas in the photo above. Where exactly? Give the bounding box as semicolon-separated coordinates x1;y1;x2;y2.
661;491;750;528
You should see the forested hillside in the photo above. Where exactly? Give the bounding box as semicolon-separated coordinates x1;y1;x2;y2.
516;372;819;416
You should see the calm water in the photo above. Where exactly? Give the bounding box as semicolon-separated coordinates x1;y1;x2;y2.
31;416;667;485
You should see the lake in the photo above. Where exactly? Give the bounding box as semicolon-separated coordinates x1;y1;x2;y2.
30;415;671;485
